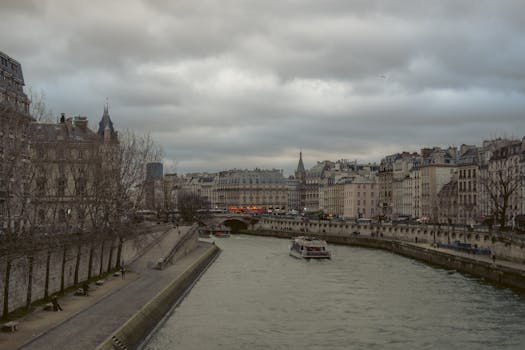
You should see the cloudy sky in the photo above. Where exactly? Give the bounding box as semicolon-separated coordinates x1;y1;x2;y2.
1;0;524;175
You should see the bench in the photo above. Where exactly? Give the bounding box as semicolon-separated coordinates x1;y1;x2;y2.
43;303;54;311
2;321;19;332
75;288;88;296
113;271;121;277
95;279;105;286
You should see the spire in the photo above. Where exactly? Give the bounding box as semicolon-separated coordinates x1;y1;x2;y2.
98;102;117;141
297;151;305;173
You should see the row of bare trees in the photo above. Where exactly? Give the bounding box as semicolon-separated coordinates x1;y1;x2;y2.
1;101;163;318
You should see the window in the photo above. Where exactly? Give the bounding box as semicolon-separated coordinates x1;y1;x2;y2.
57;178;66;196
58;208;66;222
38;209;46;223
77;177;86;195
56;148;65;160
37;177;46;196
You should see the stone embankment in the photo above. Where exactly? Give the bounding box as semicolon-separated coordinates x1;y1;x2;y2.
96;240;220;350
247;217;525;292
0;223;172;318
3;225;220;350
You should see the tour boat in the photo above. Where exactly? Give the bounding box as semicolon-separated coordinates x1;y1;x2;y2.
289;236;331;259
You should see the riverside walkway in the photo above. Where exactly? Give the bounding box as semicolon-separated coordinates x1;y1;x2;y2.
414;241;525;272
1;225;213;350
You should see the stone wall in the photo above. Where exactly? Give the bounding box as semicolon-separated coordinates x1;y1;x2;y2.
96;243;221;350
0;226;170;317
248;218;525;292
254;218;525;263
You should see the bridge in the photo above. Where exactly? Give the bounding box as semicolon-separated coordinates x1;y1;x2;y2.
196;213;260;232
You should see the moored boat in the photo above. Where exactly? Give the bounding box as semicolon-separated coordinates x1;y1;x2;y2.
289;236;331;259
202;224;231;237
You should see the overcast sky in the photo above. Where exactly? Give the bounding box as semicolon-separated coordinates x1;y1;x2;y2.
2;0;524;175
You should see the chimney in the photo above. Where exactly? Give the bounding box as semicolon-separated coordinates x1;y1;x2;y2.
74;116;88;131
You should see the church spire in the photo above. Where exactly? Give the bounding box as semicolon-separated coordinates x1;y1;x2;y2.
295;151;306;183
296;151;305;173
98;102;117;141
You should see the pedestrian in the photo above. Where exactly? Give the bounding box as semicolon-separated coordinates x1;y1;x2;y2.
492;254;496;264
51;296;62;311
121;266;126;280
82;282;90;296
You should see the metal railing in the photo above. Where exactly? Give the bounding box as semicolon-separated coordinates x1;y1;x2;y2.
157;223;199;270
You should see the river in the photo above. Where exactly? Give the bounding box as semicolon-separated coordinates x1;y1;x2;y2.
144;234;525;350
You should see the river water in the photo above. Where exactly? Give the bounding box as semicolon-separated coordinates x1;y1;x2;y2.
144;235;525;350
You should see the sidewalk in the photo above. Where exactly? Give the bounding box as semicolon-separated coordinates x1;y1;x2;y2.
0;225;196;350
410;241;525;272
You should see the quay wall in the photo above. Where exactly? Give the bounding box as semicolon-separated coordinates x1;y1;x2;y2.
96;242;221;350
0;224;171;317
252;218;525;263
246;218;525;291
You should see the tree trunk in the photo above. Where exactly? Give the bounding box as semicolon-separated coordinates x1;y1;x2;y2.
116;238;123;269
2;259;12;319
44;250;51;299
499;201;508;230
60;245;67;293
74;244;81;286
107;242;114;273
99;241;105;276
87;243;94;280
26;256;34;309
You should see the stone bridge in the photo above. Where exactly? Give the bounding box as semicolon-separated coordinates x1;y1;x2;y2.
197;214;260;232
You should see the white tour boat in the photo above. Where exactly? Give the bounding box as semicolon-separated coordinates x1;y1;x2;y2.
289;236;331;259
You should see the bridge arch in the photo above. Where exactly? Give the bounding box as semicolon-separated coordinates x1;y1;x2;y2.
223;219;248;233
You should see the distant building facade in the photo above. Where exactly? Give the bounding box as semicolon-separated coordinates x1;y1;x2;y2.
215;169;288;210
0;50;32;233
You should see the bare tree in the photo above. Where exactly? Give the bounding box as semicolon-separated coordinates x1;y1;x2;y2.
480;165;522;230
88;130;163;271
177;191;210;223
27;87;53;122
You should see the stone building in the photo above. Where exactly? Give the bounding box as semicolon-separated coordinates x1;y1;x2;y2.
286;176;301;212
419;164;457;222
215;168;288;210
304;160;334;212
294;152;306;211
486;140;524;228
437;176;458;224
0;50;32;234
322;178;345;217
343;175;378;219
377;154;397;219
455;146;481;225
391;153;420;218
30;108;118;233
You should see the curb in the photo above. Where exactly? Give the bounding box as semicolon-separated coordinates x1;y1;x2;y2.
95;243;221;350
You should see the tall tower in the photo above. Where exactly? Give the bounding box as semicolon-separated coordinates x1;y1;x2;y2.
295;151;306;182
98;103;118;142
294;152;306;211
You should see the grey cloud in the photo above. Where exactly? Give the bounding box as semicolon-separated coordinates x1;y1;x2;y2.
1;0;524;174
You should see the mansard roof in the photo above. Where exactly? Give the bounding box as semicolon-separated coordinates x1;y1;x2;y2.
32;120;99;143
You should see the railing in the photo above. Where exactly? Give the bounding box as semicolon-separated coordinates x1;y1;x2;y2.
157;223;199;270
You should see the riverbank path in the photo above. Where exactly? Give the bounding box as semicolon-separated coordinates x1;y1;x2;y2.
1;225;211;350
